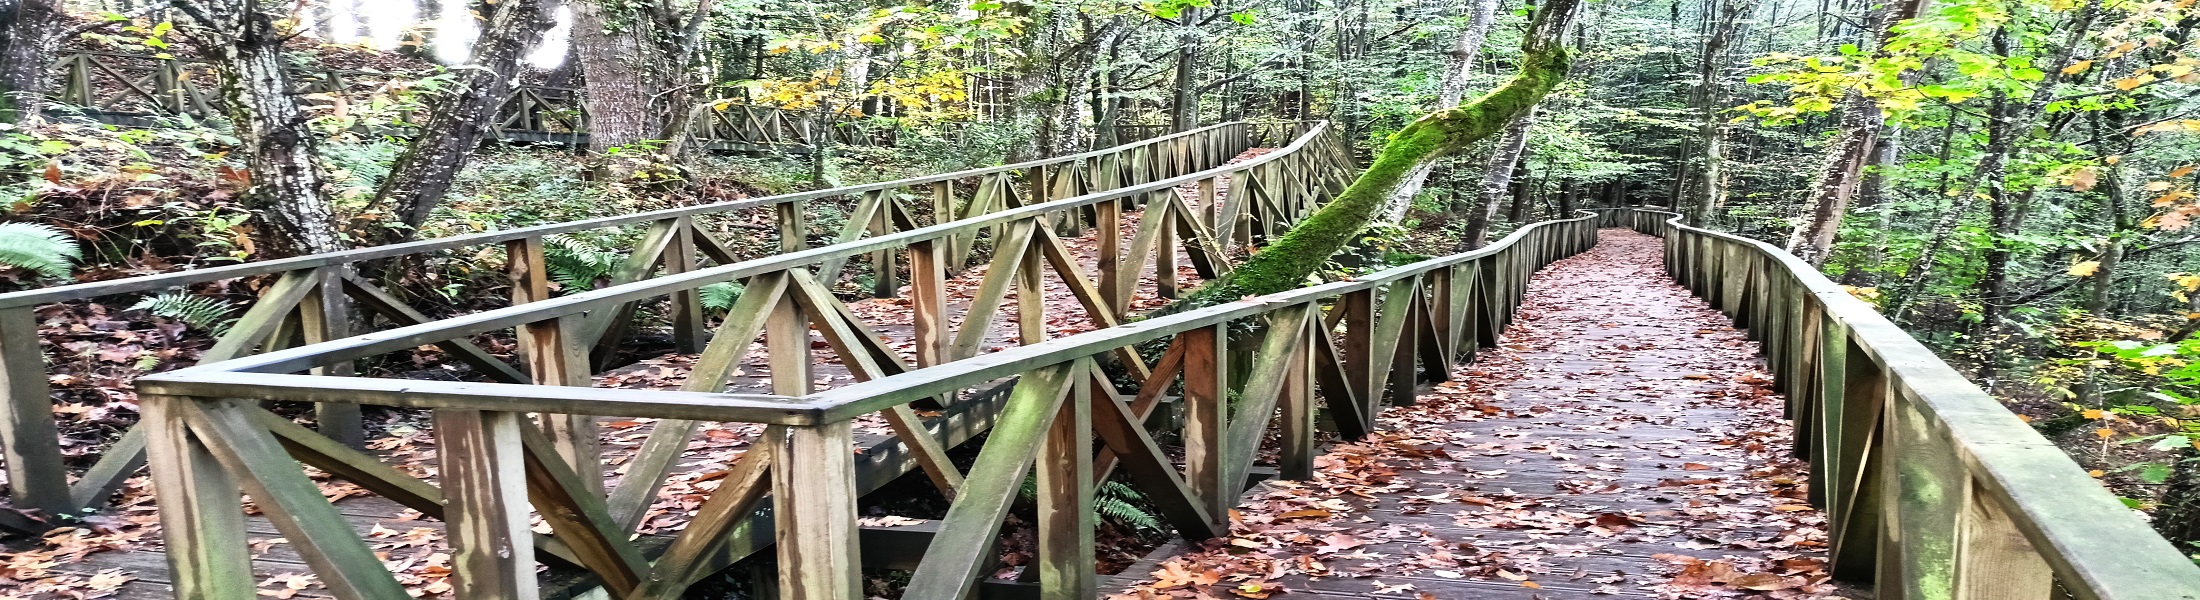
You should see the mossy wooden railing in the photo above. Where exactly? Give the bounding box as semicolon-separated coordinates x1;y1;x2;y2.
0;121;1301;532
124;119;1371;599
1598;208;2200;600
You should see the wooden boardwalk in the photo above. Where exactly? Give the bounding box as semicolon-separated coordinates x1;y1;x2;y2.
1109;230;1846;599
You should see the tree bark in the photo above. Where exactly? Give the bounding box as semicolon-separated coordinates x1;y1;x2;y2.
177;0;346;257
1378;0;1502;222
370;0;554;246
1176;0;1581;306
1784;0;1926;266
1686;0;1747;227
570;0;663;154
1458;110;1536;249
0;0;62;124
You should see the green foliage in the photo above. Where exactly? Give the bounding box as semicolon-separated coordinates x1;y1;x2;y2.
0;223;81;280
541;235;628;291
128;292;236;336
1017;476;1166;534
700;282;745;312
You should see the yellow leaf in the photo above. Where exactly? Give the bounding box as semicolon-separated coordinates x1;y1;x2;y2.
2062;60;2094;74
2069;261;2102;277
2090;469;2106;477
2083;409;2106;419
2097;427;2116;439
2171;165;2196;179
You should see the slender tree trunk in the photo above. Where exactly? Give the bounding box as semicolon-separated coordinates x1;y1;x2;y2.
1686;0;1746;227
1884;0;2098;320
177;0;346;257
0;0;61;124
1378;0;1501;222
1458;110;1535;250
1785;0;1925;266
1169;8;1200;133
371;0;555;245
571;0;662;154
1177;0;1581;306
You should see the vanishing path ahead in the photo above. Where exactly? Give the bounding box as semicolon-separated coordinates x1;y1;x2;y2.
1114;230;1845;599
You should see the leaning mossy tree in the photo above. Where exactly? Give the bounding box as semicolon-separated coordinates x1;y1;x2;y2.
1177;0;1583;307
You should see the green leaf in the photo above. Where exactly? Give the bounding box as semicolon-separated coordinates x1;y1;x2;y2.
2142;463;2176;485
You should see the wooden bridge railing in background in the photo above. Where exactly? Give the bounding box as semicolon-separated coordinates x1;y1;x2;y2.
124;119;1374;599
0;120;1298;532
1600;208;2200;600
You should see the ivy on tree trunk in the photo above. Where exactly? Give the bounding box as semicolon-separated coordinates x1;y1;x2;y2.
1176;0;1582;307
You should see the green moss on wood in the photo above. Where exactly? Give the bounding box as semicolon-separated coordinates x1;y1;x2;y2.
1175;11;1576;309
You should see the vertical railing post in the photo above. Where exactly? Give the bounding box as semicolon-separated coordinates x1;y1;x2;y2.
0;304;71;519
1181;324;1231;524
774;421;861;599
910;239;950;367
509;238;600;495
141;393;253;599
1037;360;1096;597
1877;387;1964;600
435;408;538;598
666;217;707;352
299;268;363;448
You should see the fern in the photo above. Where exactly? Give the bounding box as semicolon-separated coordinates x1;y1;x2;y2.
540;234;626;291
0;222;80;280
129;292;236;336
1016;477;1165;533
699;282;744;312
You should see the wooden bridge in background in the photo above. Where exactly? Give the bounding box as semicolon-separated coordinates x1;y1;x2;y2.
1;112;2196;598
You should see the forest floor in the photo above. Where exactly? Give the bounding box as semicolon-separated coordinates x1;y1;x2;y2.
1108;230;1852;600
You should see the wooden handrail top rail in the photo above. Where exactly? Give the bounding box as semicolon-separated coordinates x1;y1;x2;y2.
131;122;1336;380
1617;207;2200;600
0;120;1271;308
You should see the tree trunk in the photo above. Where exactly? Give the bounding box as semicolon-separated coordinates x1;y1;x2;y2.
371;0;555;245
177;1;346;258
1784;0;1925;266
1883;0;2098;321
1169;8;1200;133
1378;0;1502;222
1686;0;1747;227
1458;109;1535;250
0;0;61;124
1176;0;1581;306
570;0;663;154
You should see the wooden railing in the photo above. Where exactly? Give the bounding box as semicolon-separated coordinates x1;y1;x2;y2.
0;120;1305;532
122;118;1378;599
1599;208;2200;600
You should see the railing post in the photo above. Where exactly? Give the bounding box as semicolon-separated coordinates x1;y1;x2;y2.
666;217;707;352
1181;324;1231;524
1878;388;1963;600
0;304;70;521
141;393;253;599
299;268;363;448
1037;360;1096;597
435;408;538;598
773;421;862;599
509;238;600;496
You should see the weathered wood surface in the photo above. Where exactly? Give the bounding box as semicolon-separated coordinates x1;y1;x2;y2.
1107;230;1843;599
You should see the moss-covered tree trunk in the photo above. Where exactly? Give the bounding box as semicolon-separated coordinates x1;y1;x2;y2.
1176;0;1581;306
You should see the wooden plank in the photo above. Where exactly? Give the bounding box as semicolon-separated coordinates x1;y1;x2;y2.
950;219;1036;360
1037;359;1097;599
1953;485;2054;599
139;394;253;599
185;400;411;599
911;239;951;367
434;409;539;600
773;421;863;600
1017;240;1046;345
1095;197;1124;314
903;365;1075;599
1278;316;1318;481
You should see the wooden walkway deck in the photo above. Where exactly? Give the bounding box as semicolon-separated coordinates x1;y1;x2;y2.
1109;230;1849;600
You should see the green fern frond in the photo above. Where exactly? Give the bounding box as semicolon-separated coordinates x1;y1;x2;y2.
540;234;626;291
0;223;81;280
699;282;744;312
129;292;236;336
1097;481;1163;532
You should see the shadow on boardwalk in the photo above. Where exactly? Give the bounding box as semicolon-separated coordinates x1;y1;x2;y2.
1111;229;1854;600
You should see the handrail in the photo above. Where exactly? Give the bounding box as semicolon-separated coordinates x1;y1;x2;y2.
0;119;1288;527
126;118;1379;599
1599;208;2200;600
